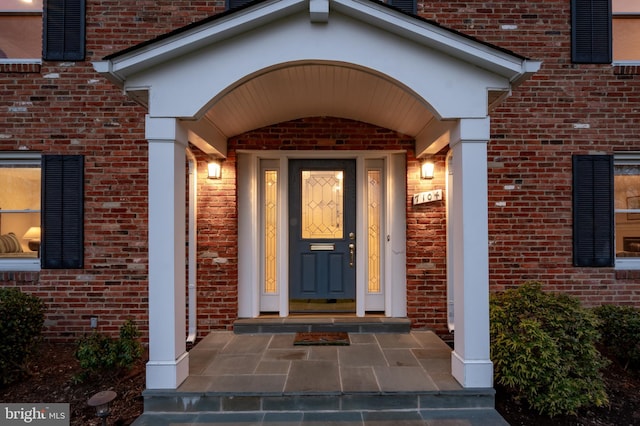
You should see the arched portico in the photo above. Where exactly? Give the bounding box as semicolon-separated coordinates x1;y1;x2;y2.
94;0;539;390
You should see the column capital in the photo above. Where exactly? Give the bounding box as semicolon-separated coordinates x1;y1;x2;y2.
449;117;490;148
145;116;188;146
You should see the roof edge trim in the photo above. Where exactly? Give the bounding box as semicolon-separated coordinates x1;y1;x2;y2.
104;0;305;77
96;0;540;84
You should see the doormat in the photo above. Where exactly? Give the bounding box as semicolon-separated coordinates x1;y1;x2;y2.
293;332;350;346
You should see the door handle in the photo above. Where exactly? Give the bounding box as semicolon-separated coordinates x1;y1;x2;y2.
349;243;355;267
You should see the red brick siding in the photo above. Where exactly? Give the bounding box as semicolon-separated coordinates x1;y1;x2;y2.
406;155;448;331
192;146;239;331
194;117;449;334
0;0;638;342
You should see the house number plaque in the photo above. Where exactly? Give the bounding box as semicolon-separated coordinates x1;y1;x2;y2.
412;189;443;205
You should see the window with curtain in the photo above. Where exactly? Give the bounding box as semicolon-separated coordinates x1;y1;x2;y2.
572;0;640;64
0;153;41;269
614;154;640;268
0;0;42;60
573;154;640;269
0;153;84;271
612;0;640;63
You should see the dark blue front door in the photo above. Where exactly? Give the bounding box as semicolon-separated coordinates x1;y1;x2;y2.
289;159;356;300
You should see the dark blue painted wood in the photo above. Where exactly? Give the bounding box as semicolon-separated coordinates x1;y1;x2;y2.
289;159;356;299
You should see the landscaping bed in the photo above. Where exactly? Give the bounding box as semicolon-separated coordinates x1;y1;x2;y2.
1;342;638;425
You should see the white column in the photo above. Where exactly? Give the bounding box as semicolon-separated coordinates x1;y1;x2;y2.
387;152;407;318
449;118;493;388
237;153;259;318
146;116;189;389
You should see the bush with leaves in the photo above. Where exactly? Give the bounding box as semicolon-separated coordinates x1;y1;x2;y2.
75;319;143;380
595;304;640;370
0;288;45;385
490;282;608;416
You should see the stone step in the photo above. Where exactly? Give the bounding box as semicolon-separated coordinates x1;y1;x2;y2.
140;388;496;414
233;317;412;334
132;408;508;425
134;390;502;425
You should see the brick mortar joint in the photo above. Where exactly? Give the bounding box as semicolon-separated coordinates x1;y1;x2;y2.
0;63;42;74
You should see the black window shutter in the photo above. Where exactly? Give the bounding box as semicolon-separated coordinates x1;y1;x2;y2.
571;0;611;63
389;0;417;14
43;0;86;61
227;0;253;10
573;155;614;267
42;155;84;269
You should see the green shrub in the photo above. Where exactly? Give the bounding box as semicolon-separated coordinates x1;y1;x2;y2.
0;288;45;386
75;319;143;380
594;304;640;370
490;282;608;416
115;318;143;368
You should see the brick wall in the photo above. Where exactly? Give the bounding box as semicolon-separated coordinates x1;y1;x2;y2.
419;1;640;307
406;155;448;331
1;1;638;342
0;1;233;342
192;145;239;331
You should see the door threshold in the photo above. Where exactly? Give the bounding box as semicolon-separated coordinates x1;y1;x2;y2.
289;298;356;314
256;312;385;318
233;316;410;334
287;312;385;318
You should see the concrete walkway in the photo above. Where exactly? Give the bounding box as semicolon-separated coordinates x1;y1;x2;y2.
132;331;508;425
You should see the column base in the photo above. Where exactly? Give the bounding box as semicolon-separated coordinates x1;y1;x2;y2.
451;350;493;388
146;351;189;389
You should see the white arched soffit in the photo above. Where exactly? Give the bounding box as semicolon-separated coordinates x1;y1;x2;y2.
197;61;438;137
94;0;540;149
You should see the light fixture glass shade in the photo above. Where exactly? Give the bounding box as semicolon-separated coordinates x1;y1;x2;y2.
22;226;41;241
88;390;117;417
208;161;222;179
421;161;435;179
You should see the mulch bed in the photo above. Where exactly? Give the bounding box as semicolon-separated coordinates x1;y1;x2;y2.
1;341;639;425
495;348;640;426
0;343;145;426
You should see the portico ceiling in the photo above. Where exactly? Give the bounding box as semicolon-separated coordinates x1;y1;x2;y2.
206;62;434;139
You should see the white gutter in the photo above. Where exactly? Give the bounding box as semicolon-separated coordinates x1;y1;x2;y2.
186;148;198;344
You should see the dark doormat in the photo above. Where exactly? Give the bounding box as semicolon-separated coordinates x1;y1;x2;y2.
293;332;350;346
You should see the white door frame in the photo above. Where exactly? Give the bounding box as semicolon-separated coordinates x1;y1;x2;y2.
238;150;406;318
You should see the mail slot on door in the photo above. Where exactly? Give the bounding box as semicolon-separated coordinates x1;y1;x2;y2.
309;243;335;251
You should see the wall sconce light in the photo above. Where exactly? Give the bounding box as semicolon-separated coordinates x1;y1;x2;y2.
207;160;222;179
420;161;435;180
